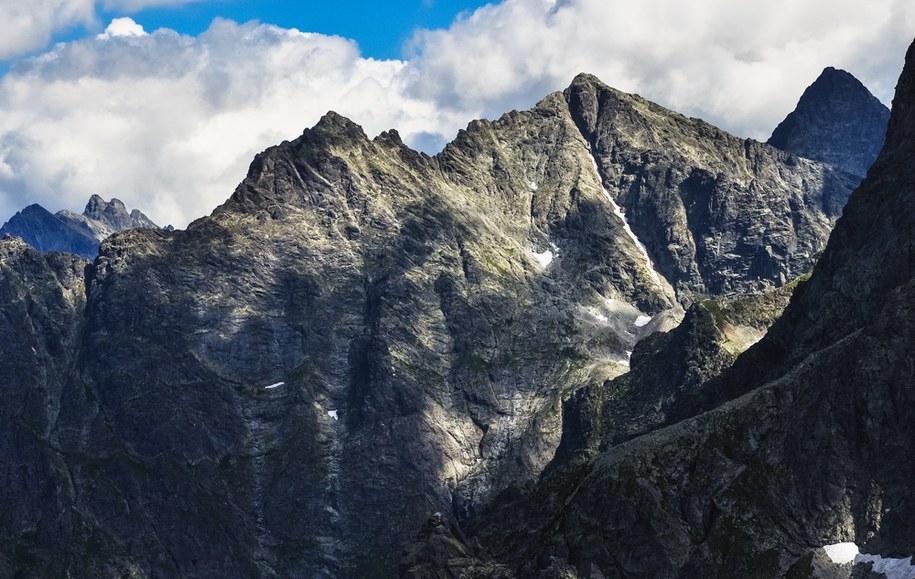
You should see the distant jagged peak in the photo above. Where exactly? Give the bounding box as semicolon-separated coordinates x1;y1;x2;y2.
82;194;158;231
767;66;889;177
0;194;160;259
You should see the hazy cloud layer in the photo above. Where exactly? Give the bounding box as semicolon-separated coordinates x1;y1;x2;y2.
1;0;913;228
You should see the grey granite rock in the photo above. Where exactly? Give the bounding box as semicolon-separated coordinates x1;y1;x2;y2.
0;67;871;578
453;38;915;579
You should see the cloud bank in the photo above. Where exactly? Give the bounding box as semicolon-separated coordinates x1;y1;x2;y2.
0;0;912;228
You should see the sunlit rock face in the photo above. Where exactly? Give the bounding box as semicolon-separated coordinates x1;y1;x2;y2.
0;69;859;577
429;38;915;579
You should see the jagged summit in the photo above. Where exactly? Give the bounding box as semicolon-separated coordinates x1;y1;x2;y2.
768;66;889;177
83;194;158;232
308;109;370;142
0;195;159;259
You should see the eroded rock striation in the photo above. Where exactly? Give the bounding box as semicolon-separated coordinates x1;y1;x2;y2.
0;194;159;259
0;71;862;577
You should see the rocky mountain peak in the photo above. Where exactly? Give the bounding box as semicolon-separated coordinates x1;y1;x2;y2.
83;194;157;231
83;193;122;217
436;38;915;579
0;53;897;577
767;66;889;177
308;110;369;143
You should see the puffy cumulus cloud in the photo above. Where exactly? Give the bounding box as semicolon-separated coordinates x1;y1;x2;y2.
0;18;461;228
97;16;148;39
408;0;914;138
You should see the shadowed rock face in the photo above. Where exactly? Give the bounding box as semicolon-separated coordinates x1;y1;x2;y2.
0;195;159;259
768;67;890;179
0;72;860;577
446;40;915;579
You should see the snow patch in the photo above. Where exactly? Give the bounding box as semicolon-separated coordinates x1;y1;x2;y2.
824;543;859;565
533;249;553;267
856;553;915;578
587;151;663;287
529;181;539;191
264;382;285;389
634;315;652;327
531;241;560;268
822;543;915;577
328;410;339;420
532;248;553;267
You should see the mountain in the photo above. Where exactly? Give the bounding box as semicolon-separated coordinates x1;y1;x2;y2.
423;40;915;579
768;67;890;178
0;194;159;259
0;71;861;576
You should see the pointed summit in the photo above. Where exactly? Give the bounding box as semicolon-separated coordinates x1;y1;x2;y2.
767;67;889;177
82;195;156;231
307;110;368;143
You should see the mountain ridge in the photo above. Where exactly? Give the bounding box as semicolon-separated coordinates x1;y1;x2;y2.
425;39;915;579
0;67;880;577
0;194;160;259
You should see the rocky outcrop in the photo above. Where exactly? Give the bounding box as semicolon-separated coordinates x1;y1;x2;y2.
453;39;915;579
553;277;802;469
0;194;159;259
0;70;865;577
768;67;890;179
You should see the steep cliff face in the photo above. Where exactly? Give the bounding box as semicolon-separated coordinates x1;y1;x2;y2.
454;40;915;579
0;195;160;259
0;238;88;577
566;74;858;297
0;72;861;577
768;67;890;179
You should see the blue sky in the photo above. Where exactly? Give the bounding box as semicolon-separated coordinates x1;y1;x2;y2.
93;1;491;60
0;0;912;227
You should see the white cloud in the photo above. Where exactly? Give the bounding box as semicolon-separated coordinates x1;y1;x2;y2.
0;0;913;229
97;17;148;39
407;0;914;138
0;0;197;60
0;0;96;59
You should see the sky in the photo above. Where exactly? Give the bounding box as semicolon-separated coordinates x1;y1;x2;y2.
0;1;913;228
